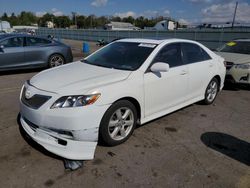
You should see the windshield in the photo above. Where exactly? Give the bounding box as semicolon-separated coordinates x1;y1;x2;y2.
218;41;250;55
83;42;156;71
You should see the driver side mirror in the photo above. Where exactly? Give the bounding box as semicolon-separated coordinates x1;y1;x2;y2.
150;62;169;73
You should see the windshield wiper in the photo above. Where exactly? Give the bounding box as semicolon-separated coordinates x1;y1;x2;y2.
81;59;89;63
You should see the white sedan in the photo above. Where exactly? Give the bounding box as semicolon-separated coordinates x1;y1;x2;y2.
19;38;226;160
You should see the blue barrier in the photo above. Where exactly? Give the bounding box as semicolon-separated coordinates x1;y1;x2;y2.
82;42;90;53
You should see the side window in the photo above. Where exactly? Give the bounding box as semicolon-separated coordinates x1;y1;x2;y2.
153;43;183;68
0;37;23;48
182;43;211;64
26;37;51;46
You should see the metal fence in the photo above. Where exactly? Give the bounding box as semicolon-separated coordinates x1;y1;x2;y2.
36;27;250;49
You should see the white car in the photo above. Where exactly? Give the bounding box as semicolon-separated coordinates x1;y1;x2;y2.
216;39;250;85
19;38;226;160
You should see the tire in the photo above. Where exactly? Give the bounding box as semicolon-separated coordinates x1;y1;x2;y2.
203;78;219;105
48;54;65;68
99;100;137;146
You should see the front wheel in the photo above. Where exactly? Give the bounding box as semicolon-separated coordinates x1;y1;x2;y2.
203;78;219;105
99;100;137;146
48;54;65;68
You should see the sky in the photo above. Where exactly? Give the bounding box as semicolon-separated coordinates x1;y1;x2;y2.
0;0;250;24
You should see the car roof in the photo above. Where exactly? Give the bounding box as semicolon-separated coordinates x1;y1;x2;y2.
0;33;47;40
234;39;250;42
117;38;199;45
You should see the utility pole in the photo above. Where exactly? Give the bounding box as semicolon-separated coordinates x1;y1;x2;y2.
0;19;2;31
232;1;238;29
72;12;77;28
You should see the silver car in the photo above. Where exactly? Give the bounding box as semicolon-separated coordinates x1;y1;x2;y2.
0;34;73;71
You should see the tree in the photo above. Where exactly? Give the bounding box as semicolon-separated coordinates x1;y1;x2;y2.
2;12;8;20
54;16;71;28
111;16;121;22
38;13;55;27
122;16;135;24
19;11;37;25
76;15;86;28
9;13;19;25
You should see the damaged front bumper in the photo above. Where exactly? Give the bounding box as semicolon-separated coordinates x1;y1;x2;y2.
19;83;110;160
20;115;97;160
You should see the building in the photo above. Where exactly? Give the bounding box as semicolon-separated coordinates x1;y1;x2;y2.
144;20;178;31
46;21;55;28
0;21;13;33
105;21;140;31
154;20;177;30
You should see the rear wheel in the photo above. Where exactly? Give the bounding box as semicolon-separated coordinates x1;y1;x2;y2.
99;100;137;146
204;78;219;105
48;54;65;68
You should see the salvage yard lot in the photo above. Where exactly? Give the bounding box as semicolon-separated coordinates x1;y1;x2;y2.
0;40;249;188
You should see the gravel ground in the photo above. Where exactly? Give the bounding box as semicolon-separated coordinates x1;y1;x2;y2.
0;40;249;188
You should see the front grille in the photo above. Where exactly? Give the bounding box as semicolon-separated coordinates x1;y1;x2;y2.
225;61;234;70
21;87;51;109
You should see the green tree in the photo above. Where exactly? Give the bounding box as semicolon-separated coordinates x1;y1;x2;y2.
122;16;135;24
54;16;71;28
19;11;37;25
111;16;121;22
76;15;86;28
38;13;55;27
2;12;8;20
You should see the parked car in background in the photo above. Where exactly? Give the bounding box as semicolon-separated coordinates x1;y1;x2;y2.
216;39;250;85
19;38;226;161
0;34;73;71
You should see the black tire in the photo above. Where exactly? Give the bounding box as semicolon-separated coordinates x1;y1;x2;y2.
99;100;137;146
203;78;219;105
48;54;65;68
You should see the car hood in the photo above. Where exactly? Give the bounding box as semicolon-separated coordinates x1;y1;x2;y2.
30;61;131;93
215;52;250;64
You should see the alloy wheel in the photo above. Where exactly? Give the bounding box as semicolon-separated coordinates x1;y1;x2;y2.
108;107;134;141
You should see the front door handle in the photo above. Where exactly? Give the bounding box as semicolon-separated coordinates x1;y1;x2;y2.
180;70;188;75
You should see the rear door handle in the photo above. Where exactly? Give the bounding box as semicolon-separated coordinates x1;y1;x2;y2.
209;62;214;67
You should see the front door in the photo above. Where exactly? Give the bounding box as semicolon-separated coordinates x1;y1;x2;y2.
144;43;188;117
0;37;24;69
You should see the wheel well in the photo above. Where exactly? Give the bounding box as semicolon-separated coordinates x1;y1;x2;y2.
213;75;221;90
115;97;141;123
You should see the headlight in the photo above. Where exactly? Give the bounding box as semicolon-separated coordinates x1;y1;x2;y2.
235;63;250;69
51;94;101;109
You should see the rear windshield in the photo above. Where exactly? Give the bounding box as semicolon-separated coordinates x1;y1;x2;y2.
218;41;250;55
83;42;156;71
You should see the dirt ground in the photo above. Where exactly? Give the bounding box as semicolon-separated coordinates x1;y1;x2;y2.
0;40;249;188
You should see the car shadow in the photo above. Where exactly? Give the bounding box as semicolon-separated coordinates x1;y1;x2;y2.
0;68;43;76
223;83;250;91
16;113;63;161
201;132;250;166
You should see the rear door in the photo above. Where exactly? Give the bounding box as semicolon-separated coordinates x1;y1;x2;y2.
0;37;24;69
24;36;52;66
181;43;215;100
